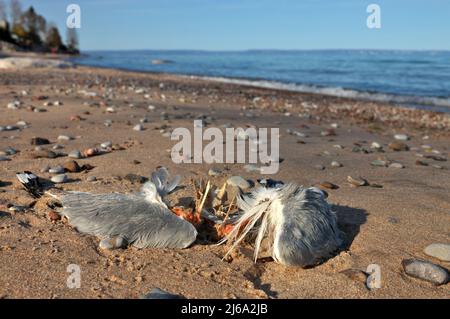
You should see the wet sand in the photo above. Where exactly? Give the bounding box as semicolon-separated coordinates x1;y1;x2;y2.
0;66;449;299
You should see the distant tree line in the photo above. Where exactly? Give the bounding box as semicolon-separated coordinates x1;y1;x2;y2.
0;0;79;54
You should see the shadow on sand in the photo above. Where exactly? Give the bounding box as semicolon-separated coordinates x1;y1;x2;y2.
332;204;368;251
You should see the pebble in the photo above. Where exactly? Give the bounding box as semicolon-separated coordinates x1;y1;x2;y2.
347;176;368;187
315;164;325;170
104;119;112;127
31;137;50;145
51;174;68;184
389;142;409;152
63;160;81;173
389;163;404;169
394;134;410;141
402;259;449;286
371;142;382;150
0;156;9;162
48;211;61;222
16;121;28;127
319;182;339;190
133;124;144;131
100;141;112;148
106;107;116;113
32;150;57;159
57;135;72;141
7;101;21;109
415;160;428;166
49;166;65;174
331;161;342;168
424;244;450;262
68;150;82;159
424;155;447;162
227;176;251;190
321;129;336;137
84;148;101;158
148;105;156;111
141;288;185;300
86;176;97;182
208;169;222;177
99;236;128;250
371;160;388;167
52;144;64;150
4;147;17;155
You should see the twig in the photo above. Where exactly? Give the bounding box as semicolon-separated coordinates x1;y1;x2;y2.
197;180;211;214
221;197;235;228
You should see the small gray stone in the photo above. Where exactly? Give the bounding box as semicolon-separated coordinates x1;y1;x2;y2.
227;176;251;190
4;147;17;155
424;244;450;262
99;236;128;250
52;144;64;150
394;134;410;141
133;124;144;131
57;135;72;141
371;160;388;167
68;150;82;159
86;176;97;182
331;161;342;168
51;174;68;184
0;156;9;162
314;164;325;170
49;166;65;174
100;141;112;148
141;288;185;300
389;163;404;169
402;259;449;285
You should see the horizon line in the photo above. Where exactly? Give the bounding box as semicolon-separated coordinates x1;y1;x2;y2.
80;48;450;53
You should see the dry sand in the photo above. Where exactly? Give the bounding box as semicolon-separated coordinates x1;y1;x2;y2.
0;66;449;299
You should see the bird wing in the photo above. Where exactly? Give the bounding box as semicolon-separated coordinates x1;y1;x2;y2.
59;192;197;249
151;167;180;196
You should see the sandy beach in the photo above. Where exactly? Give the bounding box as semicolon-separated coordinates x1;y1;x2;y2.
0;65;449;299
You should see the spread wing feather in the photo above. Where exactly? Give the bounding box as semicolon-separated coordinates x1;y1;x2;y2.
59;192;197;249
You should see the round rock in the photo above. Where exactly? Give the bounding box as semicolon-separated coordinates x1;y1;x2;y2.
51;174;68;184
424;243;450;262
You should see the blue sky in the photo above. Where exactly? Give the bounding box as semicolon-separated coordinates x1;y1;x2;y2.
16;0;450;51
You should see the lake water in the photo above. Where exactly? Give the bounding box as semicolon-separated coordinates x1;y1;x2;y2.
71;50;450;112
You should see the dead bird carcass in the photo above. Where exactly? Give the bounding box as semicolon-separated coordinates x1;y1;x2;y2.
16;168;197;250
220;183;343;268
